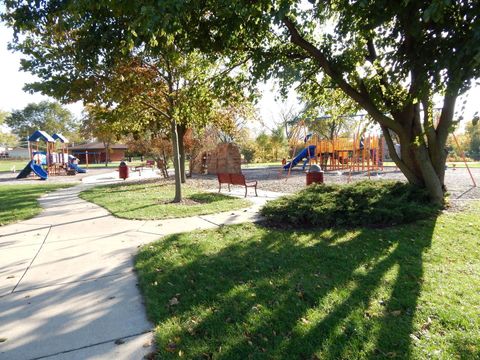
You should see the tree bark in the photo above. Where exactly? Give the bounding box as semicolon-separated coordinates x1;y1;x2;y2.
171;119;182;202
177;123;187;183
103;141;110;167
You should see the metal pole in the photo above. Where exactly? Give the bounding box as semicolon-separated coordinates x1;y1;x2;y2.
452;133;476;187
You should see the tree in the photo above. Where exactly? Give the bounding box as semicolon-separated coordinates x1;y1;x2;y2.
95;54;250;200
255;132;272;162
0;110;7;126
299;87;362;141
5;101;78;140
0;110;18;148
2;1;251;202
202;0;478;204
270;126;287;161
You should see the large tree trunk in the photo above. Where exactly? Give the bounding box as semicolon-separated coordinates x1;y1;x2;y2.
177;123;187;183
171;119;182;203
380;100;454;206
103;141;110;167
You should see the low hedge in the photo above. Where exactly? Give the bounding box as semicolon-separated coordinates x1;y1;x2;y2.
261;180;439;228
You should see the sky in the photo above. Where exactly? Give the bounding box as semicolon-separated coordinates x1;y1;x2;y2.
1;19;478;135
0;24;83;120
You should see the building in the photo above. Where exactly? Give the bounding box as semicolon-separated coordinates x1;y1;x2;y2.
69;142;128;164
8;147;29;159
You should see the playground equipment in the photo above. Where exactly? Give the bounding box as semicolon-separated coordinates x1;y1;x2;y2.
17;130;55;180
16;159;49;180
17;130;86;180
283;120;384;180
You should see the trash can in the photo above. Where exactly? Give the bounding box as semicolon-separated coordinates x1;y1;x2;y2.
119;161;129;180
306;164;324;185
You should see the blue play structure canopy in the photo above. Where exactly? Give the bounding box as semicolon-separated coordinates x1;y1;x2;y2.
52;133;69;143
28;130;55;143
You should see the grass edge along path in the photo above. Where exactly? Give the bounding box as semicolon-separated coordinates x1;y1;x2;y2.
135;202;480;359
80;181;252;220
0;183;75;226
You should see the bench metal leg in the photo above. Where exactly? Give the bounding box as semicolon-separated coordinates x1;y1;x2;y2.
255;186;258;197
245;186;247;197
219;183;221;193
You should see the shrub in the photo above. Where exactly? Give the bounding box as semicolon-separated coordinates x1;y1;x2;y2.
261;181;439;228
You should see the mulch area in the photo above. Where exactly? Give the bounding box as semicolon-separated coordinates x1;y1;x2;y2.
188;166;480;201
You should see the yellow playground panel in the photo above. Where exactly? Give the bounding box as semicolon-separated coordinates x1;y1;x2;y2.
306;134;384;172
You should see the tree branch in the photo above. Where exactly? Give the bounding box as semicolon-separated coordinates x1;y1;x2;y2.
381;125;421;184
139;99;171;120
282;16;404;136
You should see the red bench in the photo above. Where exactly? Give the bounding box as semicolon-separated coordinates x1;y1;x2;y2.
217;173;258;197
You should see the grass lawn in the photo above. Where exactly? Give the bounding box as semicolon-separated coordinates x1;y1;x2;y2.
0;160;29;172
80;181;251;220
135;202;480;359
242;161;282;168
0;183;75;226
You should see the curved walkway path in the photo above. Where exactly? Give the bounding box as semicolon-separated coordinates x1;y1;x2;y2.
0;181;281;360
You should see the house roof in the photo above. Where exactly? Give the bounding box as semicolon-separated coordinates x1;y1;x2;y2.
69;142;128;151
53;133;69;143
28;130;55;143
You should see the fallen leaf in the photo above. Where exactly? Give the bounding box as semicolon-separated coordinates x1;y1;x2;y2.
166;342;177;352
390;310;402;317
410;334;420;342
114;338;125;345
421;317;433;331
169;297;179;306
300;317;310;325
0;338;7;343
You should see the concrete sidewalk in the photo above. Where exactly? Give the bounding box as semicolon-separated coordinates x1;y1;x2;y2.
0;183;281;360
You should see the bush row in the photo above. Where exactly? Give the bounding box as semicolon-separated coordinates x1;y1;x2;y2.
260;181;439;228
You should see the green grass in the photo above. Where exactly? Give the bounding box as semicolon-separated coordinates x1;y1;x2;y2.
242;161;282;168
0;183;75;226
135;202;480;359
80;181;251;220
0;160;29;172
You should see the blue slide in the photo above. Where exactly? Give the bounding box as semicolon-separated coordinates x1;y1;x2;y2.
68;163;87;173
16;160;48;180
284;145;317;170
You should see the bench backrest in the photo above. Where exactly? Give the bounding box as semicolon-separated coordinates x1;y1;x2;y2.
217;173;231;184
146;160;155;166
229;173;246;185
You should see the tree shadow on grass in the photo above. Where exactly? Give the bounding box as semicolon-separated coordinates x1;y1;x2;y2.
0;185;69;225
135;216;437;359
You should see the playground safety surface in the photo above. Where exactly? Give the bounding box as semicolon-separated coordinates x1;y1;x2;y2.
187;166;480;200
